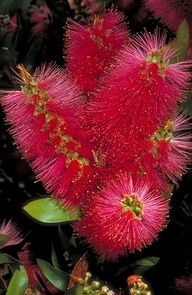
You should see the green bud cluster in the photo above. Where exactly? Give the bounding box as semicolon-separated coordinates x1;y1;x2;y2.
129;278;152;295
81;272;115;295
24;287;41;295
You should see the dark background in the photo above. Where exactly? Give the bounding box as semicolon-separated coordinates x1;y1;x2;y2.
1;1;192;294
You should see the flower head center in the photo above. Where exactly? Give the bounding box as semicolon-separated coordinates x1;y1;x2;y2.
121;194;143;218
151;120;174;142
147;48;169;71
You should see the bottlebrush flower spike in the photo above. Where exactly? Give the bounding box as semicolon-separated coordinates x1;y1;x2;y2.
0;220;23;248
1;64;93;207
144;0;184;30
75;175;169;260
144;0;192;30
85;30;191;167
29;2;52;34
148;113;192;183
144;0;192;58
24;265;59;294
65;9;130;93
18;244;59;294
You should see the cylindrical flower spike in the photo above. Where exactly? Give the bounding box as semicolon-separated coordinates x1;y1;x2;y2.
144;0;184;30
1;64;94;207
144;0;192;30
144;0;192;58
75;175;169;260
148;113;192;183
85;31;191;168
65;9;130;93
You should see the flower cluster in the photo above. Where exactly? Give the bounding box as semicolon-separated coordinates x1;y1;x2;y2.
28;1;52;34
127;275;152;295
1;8;192;260
72;271;115;295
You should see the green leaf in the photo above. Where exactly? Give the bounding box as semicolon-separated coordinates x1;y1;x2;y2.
0;234;10;249
115;256;159;276
180;92;192;115
173;19;189;61
65;284;84;295
23;197;80;224
0;0;19;13
134;256;160;267
6;266;28;295
20;0;32;12
23;34;44;68
132;257;160;275
58;225;76;251
37;259;69;291
51;243;61;269
0;254;20;265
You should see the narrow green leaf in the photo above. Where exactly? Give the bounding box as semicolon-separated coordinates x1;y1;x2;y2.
6;266;28;295
115;256;159;276
23;197;80;224
0;0;19;13
134;257;160;266
181;92;192;115
132;257;160;275
0;254;20;265
0;234;10;249
51;243;61;269
20;0;32;12
58;225;73;251
65;284;84;295
37;259;69;291
173;19;189;61
23;34;44;68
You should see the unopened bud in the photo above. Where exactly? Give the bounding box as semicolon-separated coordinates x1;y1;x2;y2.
101;286;109;293
83;286;89;293
91;280;100;289
84;272;92;283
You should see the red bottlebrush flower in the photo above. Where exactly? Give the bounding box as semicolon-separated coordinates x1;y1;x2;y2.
18;244;59;294
29;2;52;34
75;175;169;260
144;0;192;58
65;9;130;93
85;31;191;167
148;113;192;183
144;0;192;31
144;0;184;30
24;265;59;295
9;14;17;32
0;220;23;248
1;64;93;207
